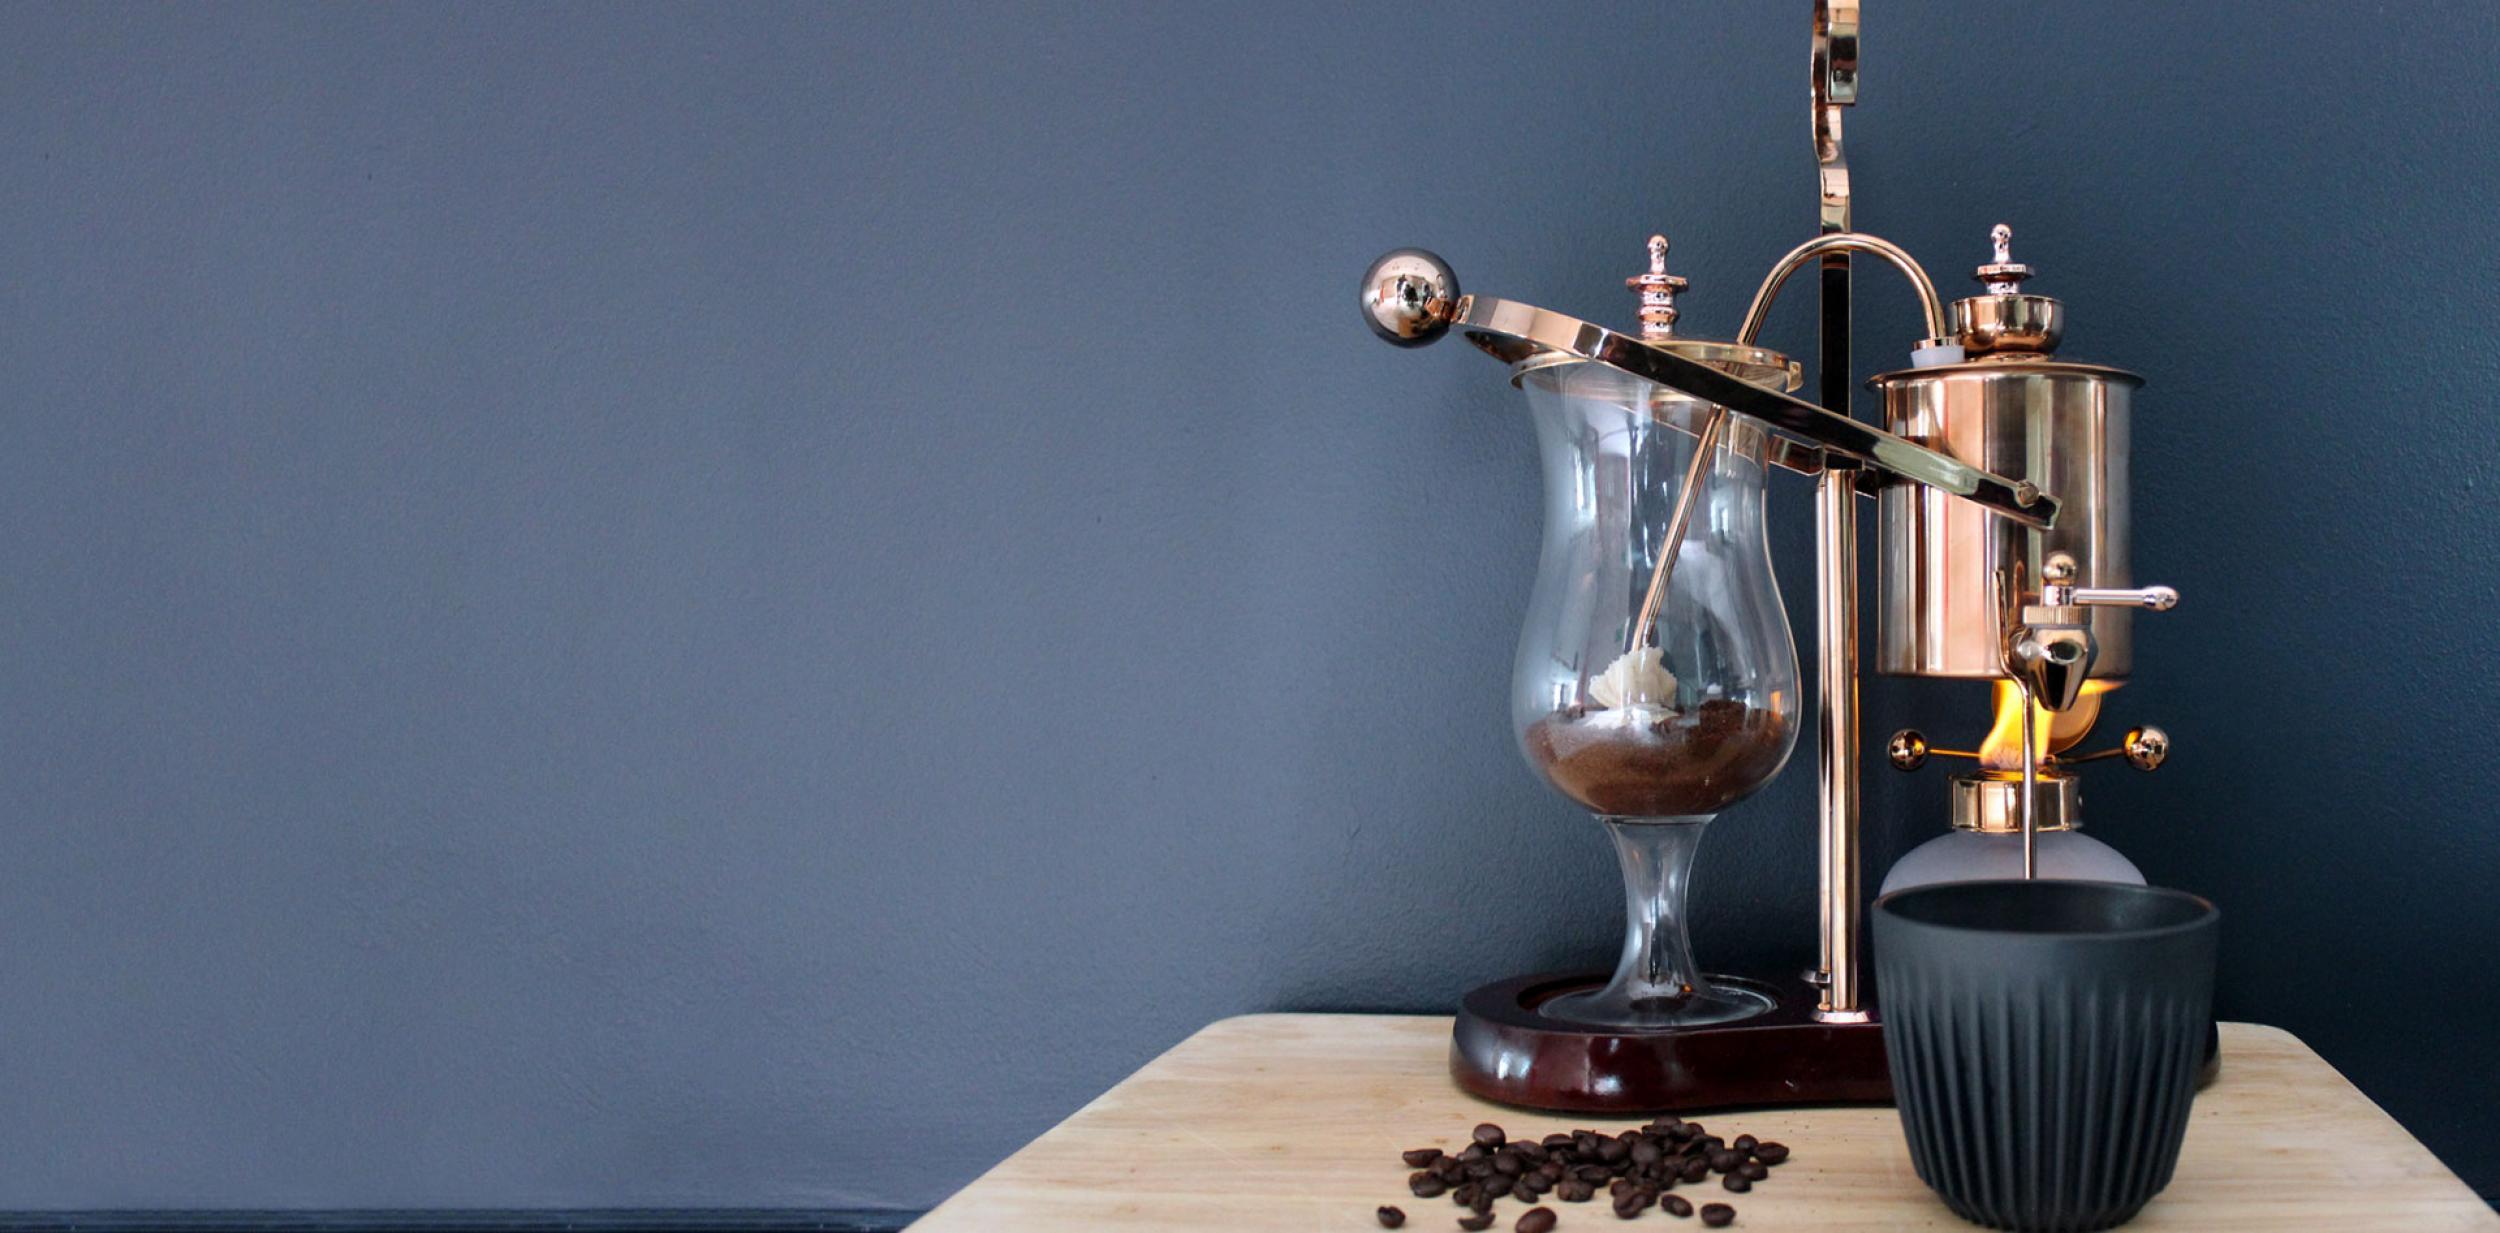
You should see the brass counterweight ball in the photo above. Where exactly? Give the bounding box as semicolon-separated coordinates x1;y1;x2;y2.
1359;248;1460;347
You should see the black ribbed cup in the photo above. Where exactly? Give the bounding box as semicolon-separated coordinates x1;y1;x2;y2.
1874;880;2218;1232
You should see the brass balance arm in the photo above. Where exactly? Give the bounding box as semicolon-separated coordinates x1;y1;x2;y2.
1356;250;2057;530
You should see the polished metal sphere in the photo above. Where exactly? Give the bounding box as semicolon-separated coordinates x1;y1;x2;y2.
1887;728;1931;771
2123;725;2170;771
1359;248;1459;347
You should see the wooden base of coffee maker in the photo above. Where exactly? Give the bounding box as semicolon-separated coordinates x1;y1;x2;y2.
1450;970;1892;1113
1453;970;2223;1113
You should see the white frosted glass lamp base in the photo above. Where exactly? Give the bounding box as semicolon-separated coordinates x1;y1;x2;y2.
1878;829;2145;896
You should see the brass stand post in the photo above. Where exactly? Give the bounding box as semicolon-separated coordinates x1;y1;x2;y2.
1811;0;1868;1022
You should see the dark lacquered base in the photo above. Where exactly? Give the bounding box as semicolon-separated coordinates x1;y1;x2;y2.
1451;970;2224;1115
1449;970;1892;1113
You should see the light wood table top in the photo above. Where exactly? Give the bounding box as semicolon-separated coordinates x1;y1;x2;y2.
912;1014;2495;1232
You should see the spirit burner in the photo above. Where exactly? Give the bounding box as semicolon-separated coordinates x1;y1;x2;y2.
1358;4;2179;1111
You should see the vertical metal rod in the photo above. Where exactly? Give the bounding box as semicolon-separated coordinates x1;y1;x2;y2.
1814;257;1863;1019
1809;0;1864;1021
2019;679;2040;879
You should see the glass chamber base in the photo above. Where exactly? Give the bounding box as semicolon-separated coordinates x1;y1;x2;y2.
1536;813;1776;1030
1538;973;1776;1030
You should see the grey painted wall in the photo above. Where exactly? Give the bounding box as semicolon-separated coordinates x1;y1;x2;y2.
1;0;2494;1213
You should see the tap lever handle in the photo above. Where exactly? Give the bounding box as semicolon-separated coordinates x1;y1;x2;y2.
2069;584;2180;611
2039;553;2179;611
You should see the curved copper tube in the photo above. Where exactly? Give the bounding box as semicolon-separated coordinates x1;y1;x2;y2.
1736;232;1949;346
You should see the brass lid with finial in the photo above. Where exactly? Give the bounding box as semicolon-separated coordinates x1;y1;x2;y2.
1496;232;1799;394
1952;223;2066;357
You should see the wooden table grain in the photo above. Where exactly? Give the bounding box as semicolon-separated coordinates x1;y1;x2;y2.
911;1014;2495;1231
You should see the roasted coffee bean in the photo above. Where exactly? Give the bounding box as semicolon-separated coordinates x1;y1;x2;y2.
1462;1143;1489;1163
1405;1148;1445;1168
1516;1209;1556;1233
1517;1141;1548;1165
1452;1183;1480;1206
1543;1133;1577;1151
1738;1160;1767;1182
1538;1161;1567;1183
1629;1139;1661;1167
1475;1123;1508;1148
1459;1215;1496;1232
1522;1173;1554;1196
1699;1203;1734;1228
1679;1157;1709;1183
1706;1149;1741;1173
1690;1135;1722;1154
1437;1158;1467;1180
1610;1190;1645;1219
1493;1153;1524;1177
1511;1180;1538;1204
1661;1194;1694;1218
1415;1177;1452;1199
1597;1137;1629;1164
1377;1206;1408;1228
1752;1142;1788;1165
1730;1134;1756;1154
1468;1159;1496;1179
1720;1173;1749;1193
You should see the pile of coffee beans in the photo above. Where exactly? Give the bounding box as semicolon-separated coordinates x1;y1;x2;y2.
1379;1118;1789;1228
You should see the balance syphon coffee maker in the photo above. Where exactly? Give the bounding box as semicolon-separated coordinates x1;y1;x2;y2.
1359;3;2192;1112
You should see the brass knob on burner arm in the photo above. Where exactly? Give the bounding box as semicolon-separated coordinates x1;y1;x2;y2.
1886;729;1980;772
2059;725;2172;772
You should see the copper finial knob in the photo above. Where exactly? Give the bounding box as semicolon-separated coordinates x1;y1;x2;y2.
1975;222;2036;295
1626;233;1688;340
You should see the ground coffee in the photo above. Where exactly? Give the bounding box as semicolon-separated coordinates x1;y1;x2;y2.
1523;699;1790;816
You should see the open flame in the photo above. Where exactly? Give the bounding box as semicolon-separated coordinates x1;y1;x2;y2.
1976;679;2117;771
